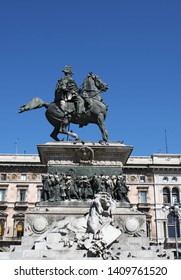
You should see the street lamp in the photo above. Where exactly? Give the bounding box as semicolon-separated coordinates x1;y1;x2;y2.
162;204;181;259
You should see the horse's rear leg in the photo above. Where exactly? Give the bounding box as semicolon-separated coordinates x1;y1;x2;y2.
97;113;109;142
50;126;60;141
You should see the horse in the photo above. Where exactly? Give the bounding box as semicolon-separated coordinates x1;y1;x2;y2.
19;72;109;142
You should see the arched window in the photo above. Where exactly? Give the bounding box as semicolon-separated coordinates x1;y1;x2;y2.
163;187;170;204
0;221;4;237
172;188;179;204
167;213;180;238
16;222;24;238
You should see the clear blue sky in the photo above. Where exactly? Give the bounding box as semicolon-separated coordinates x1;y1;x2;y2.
1;0;181;156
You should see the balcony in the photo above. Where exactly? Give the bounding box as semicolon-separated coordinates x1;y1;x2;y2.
165;238;181;244
137;203;151;211
0;237;22;246
14;201;28;210
0;201;8;210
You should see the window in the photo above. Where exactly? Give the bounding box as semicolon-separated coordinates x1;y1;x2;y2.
137;186;149;204
16;186;28;204
0;174;7;181
172;176;178;183
36;186;43;202
0;221;4;236
167;213;180;238
163;176;168;183
19;189;26;202
163;187;170;204
13;214;24;238
39;189;43;201
162;187;179;204
140;175;146;183
16;222;24;238
0;189;6;201
172;188;179;204
140;191;147;203
146;221;151;237
163;221;167;239
21;174;27;181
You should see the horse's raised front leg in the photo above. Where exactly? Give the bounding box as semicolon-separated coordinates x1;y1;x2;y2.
61;122;80;140
97;113;109;142
51;128;79;141
50;122;80;141
61;129;80;140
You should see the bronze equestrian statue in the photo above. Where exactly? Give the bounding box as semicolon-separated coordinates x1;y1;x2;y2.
19;66;109;142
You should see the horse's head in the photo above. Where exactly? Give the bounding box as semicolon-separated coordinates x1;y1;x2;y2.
89;72;109;92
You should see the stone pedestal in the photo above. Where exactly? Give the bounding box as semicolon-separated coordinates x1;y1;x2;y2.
37;141;133;176
37;141;133;207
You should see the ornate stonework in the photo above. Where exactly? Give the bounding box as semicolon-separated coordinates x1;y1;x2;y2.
38;141;133;168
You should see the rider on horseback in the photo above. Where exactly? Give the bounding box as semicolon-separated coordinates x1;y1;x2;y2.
54;65;89;117
19;66;109;142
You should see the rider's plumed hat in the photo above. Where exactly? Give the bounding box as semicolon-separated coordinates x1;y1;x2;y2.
62;65;73;75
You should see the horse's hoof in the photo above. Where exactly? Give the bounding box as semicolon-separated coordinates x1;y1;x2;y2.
50;133;60;141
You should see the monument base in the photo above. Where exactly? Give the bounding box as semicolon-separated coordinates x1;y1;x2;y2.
0;204;173;260
0;142;173;260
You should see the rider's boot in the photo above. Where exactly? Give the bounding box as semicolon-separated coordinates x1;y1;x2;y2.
84;97;91;109
75;102;84;117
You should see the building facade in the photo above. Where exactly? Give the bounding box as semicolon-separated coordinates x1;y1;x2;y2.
0;152;181;257
125;154;181;258
0;154;46;252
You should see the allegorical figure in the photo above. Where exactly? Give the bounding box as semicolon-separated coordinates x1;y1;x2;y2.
87;192;116;238
114;175;130;203
41;173;54;201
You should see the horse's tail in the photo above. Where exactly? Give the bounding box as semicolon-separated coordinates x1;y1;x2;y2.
19;97;49;113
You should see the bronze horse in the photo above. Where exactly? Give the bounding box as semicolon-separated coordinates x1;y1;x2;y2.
19;72;109;141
